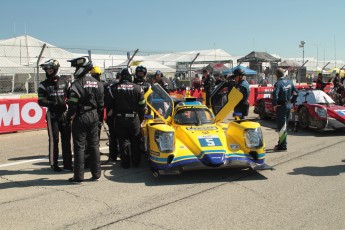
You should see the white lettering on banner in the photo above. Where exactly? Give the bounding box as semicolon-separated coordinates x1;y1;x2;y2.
22;102;42;124
0;104;20;126
264;88;273;98
0;102;44;127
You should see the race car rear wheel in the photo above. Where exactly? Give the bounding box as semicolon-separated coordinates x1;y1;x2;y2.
298;107;310;129
258;101;268;119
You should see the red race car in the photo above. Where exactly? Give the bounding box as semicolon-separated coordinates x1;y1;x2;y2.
254;89;345;131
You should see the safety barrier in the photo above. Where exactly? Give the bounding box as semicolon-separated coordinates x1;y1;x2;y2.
0;97;46;134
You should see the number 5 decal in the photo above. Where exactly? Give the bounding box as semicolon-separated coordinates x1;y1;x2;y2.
205;138;215;146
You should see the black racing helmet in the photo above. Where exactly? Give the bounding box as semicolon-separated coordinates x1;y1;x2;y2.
135;65;147;82
233;68;245;77
120;67;134;82
40;59;60;80
67;56;93;78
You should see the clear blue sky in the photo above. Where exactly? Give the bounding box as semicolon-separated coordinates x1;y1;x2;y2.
1;0;345;61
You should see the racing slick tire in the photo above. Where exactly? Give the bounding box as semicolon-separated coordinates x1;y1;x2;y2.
298;107;310;129
258;101;269;120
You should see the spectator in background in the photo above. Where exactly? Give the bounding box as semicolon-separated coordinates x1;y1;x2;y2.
172;74;182;90
202;69;215;107
332;73;341;88
341;74;345;85
215;75;225;86
315;73;327;91
258;74;269;86
154;70;169;92
191;73;202;89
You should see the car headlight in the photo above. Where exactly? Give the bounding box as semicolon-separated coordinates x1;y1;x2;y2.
154;131;174;152
315;107;327;118
244;128;264;149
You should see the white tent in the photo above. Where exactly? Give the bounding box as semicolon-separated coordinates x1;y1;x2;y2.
0;35;78;71
146;49;235;69
113;59;175;73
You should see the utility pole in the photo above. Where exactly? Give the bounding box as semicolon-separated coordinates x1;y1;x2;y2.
299;41;305;64
35;43;46;93
189;53;200;79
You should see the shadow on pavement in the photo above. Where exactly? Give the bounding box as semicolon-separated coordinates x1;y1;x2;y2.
0;176;74;190
102;161;268;187
8;155;47;161
288;160;345;176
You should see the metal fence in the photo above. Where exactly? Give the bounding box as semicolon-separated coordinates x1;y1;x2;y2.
0;41;235;95
0;43;134;95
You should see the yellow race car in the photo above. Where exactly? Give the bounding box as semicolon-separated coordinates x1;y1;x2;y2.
142;82;271;177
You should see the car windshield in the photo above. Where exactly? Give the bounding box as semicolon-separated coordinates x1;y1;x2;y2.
174;108;214;125
296;90;335;105
147;83;173;119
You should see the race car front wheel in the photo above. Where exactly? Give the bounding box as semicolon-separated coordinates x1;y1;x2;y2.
298;107;310;129
258;101;268;119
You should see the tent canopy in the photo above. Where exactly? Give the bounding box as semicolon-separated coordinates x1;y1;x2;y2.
237;51;281;63
222;65;257;75
112;59;175;73
203;63;228;73
279;60;299;67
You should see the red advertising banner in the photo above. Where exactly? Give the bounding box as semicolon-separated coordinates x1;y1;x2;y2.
0;98;47;134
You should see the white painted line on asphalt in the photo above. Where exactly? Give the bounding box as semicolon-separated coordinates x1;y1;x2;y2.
0;147;109;168
0;158;47;168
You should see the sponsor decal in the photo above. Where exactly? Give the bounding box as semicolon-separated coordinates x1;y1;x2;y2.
335;110;345;116
150;150;160;156
230;144;240;149
198;135;222;147
186;126;218;131
84;81;99;88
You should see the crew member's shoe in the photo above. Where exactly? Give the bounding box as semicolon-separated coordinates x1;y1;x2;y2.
90;177;100;182
274;144;287;151
63;166;73;172
51;165;62;172
108;155;117;162
68;177;83;184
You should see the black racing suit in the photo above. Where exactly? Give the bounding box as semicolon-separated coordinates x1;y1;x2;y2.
203;75;215;107
67;75;104;181
234;79;250;119
157;78;169;93
106;80;146;168
104;79;120;161
134;79;151;121
38;78;72;169
85;77;107;167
